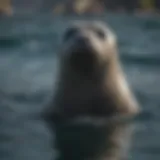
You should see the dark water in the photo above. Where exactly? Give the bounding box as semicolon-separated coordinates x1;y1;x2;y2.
0;14;160;160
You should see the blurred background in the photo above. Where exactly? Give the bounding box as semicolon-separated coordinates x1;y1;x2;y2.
0;0;160;160
0;0;160;15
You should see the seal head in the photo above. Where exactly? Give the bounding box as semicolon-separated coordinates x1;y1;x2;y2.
59;21;117;78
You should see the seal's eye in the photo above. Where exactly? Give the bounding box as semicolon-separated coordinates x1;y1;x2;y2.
63;27;79;41
95;28;105;39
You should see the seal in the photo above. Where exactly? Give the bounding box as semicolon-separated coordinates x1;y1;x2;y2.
45;20;139;120
43;20;140;160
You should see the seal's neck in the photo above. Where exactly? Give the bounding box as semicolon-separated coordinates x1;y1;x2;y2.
55;53;139;117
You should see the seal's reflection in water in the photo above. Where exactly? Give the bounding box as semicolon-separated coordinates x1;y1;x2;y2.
52;115;136;160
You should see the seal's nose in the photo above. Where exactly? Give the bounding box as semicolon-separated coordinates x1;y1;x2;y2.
74;34;89;48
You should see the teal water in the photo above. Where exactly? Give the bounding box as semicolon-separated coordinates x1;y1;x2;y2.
0;14;160;160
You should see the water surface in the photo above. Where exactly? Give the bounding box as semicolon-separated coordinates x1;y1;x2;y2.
0;14;160;160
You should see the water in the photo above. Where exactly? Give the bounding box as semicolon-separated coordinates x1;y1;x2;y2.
0;14;160;160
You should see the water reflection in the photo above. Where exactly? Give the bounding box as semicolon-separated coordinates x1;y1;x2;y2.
47;115;138;160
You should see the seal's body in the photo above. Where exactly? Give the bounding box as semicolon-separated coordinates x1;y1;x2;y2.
44;21;140;160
